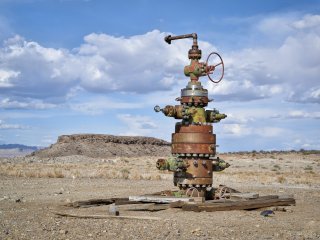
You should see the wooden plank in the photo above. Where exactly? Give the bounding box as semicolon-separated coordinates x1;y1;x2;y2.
51;211;161;220
129;195;193;203
65;198;115;208
257;195;279;200
65;198;134;208
230;193;259;199
169;201;188;208
192;197;205;203
118;203;170;211
114;199;142;206
182;198;295;212
205;199;235;204
278;194;294;199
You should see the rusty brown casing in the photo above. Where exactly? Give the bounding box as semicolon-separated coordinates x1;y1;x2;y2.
172;123;216;187
175;123;212;133
172;134;216;154
173;124;216;155
173;158;213;186
179;96;210;106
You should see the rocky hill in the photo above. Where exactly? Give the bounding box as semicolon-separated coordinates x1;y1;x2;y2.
29;134;171;158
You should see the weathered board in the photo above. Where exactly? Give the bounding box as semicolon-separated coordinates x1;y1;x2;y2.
129;195;194;203
51;211;161;220
64;198;142;208
181;197;295;212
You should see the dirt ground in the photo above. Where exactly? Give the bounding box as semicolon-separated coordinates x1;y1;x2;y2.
0;152;319;240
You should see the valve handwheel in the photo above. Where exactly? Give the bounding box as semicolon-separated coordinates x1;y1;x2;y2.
206;52;224;83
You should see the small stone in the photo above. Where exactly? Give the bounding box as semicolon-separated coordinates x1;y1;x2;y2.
0;196;9;201
59;229;68;234
191;228;201;234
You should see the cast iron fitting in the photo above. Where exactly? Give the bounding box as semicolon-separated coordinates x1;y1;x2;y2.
154;105;185;119
164;33;198;45
206;109;227;123
193;160;198;167
188;47;202;60
212;158;230;172
154;105;162;112
156;158;187;172
156;158;167;170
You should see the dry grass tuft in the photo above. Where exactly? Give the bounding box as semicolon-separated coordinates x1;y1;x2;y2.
277;175;286;184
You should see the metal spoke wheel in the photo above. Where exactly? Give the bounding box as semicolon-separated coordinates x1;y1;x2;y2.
206;52;224;83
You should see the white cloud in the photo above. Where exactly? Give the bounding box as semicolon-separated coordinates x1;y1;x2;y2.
0;35;77;100
69;97;142;115
269;110;320;119
117;114;157;136
0;14;319;113
287;110;320;119
0;119;26;129
222;123;285;138
0;97;57;109
208;14;320;103
206;78;284;101
0;69;19;87
223;113;254;124
0;30;213;108
292;14;320;30
222;123;252;136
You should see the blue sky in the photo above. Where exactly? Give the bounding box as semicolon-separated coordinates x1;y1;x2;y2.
0;0;319;151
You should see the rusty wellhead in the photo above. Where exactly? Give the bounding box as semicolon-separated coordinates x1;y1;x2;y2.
154;33;229;198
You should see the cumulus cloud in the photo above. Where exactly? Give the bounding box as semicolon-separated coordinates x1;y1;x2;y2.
0;30;215;109
0;31;200;99
207;14;320;103
0;35;77;100
0;14;319;111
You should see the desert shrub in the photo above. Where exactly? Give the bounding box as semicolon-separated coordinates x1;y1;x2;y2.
120;168;130;179
304;165;313;171
273;164;281;169
277;176;286;183
54;168;64;178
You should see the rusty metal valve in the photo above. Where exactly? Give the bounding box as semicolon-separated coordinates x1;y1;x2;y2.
164;33;224;83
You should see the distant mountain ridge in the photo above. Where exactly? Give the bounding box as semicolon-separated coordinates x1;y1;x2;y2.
0;144;40;151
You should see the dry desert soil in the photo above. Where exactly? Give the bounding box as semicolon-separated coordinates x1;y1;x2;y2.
0;136;319;239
